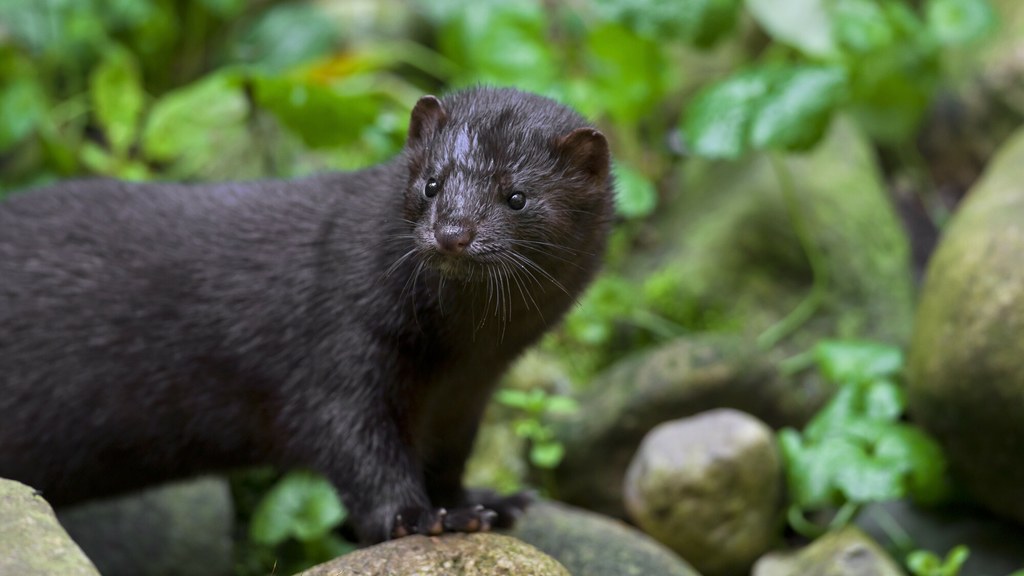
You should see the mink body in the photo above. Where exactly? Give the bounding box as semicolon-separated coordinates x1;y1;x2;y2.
0;87;614;543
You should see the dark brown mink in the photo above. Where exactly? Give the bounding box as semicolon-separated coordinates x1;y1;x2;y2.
0;86;614;544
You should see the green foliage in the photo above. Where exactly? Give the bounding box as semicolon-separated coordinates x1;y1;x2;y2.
906;545;970;576
496;388;578;469
612;163;658;219
247;471;354;574
685;65;848;158
594;0;742;47
684;0;997;154
780;341;951;536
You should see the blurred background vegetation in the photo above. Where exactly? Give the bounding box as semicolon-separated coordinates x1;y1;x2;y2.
2;0;1022;574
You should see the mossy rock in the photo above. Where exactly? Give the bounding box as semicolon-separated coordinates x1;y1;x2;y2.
507;500;700;576
298;533;568;576
908;127;1024;525
0;478;100;576
637;117;913;348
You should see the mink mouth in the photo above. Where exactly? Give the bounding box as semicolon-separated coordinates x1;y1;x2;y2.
425;252;489;281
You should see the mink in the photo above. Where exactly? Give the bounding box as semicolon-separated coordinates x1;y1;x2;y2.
0;87;614;544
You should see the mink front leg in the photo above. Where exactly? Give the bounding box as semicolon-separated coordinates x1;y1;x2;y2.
291;380;497;543
422;382;533;530
296;398;431;544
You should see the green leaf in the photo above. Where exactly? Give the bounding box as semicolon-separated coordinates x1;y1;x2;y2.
79;141;117;174
141;72;248;165
229;3;338;72
564;276;637;345
585;24;668;124
495;389;533;410
612;163;657;219
684;65;845;158
925;0;997;45
830;0;897;54
683;69;772;159
514;419;544;438
780;429;856;507
908;545;970;576
834;452;906;503
250;471;346;546
437;1;557;91
873;425;951;505
530;441;565;469
746;0;836;57
749;66;847;151
253;76;383;149
863;378;905;421
594;0;741;48
844;3;940;144
803;386;860;440
0;76;47;152
90;47;145;157
814;340;904;384
543;396;579;415
907;550;943;575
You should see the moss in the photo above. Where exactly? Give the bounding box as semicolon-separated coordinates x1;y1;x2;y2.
908;127;1024;524
0;479;100;576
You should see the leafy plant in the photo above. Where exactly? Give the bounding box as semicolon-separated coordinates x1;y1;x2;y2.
907;545;970;576
496;388;579;469
779;340;951;536
683;0;998;156
247;471;354;574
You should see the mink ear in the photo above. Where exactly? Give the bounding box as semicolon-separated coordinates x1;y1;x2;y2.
556;127;610;181
408;95;447;145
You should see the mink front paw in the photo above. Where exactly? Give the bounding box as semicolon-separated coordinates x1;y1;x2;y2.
391;504;498;539
462;488;535;529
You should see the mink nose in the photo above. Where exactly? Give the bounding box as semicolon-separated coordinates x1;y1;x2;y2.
434;224;475;254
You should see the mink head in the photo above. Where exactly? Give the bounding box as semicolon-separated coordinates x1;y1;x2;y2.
400;87;614;284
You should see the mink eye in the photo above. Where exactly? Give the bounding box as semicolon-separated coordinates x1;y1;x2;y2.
424;178;440;198
507;191;526;210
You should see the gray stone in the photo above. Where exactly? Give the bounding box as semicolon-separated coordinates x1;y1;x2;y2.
623;409;783;576
507;500;701;576
298;533;569;576
908;127;1024;525
856;500;1024;576
0;477;100;576
753;527;903;576
58;476;234;576
551;333;823;518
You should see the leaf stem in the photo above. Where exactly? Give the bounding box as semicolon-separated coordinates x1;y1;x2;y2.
758;153;829;349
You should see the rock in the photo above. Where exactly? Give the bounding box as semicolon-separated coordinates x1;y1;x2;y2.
0;478;100;576
297;533;569;576
551;333;824;518
856;500;1024;576
57;477;234;576
753;527;903;576
507;500;700;576
908;127;1024;525
623;409;783;576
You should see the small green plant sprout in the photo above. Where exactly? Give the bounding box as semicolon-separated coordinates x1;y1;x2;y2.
249;471;354;572
495;388;578;469
907;545;970;576
778;340;951;537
